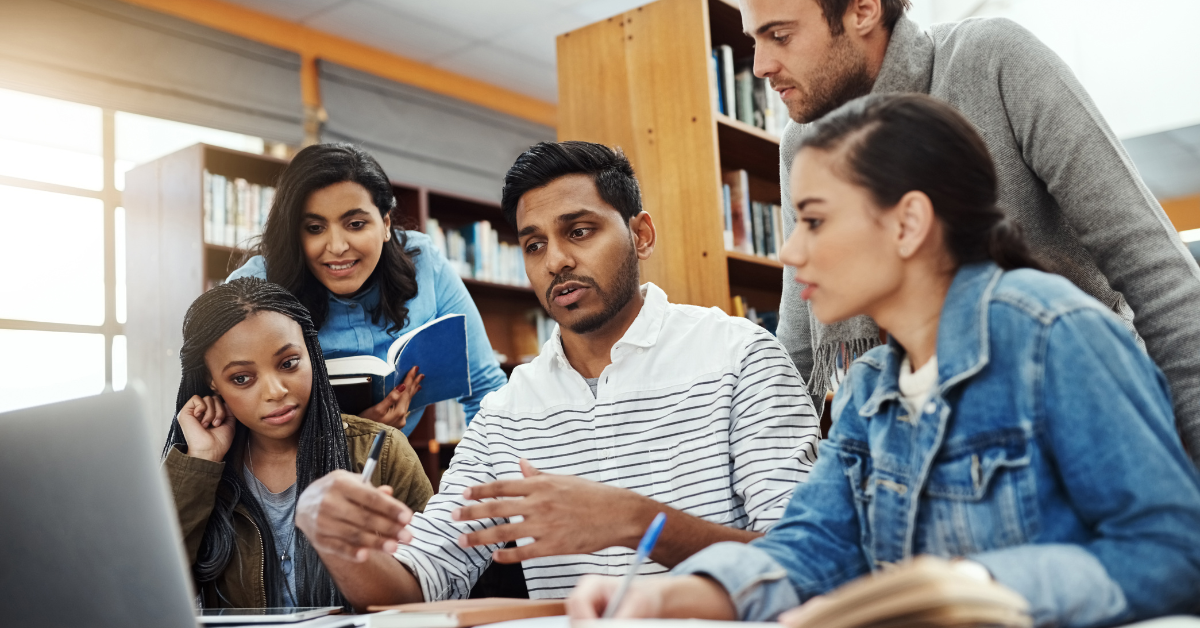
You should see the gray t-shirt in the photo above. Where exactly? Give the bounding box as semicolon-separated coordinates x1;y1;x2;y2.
243;465;297;606
585;377;599;397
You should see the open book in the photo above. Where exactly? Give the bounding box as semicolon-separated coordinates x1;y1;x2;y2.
325;314;471;416
784;556;1031;628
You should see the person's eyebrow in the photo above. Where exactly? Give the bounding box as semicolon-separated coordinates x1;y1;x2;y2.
751;19;798;37
222;360;254;372
302;208;370;222
557;209;601;224
274;343;300;357
518;224;541;238
796;198;825;212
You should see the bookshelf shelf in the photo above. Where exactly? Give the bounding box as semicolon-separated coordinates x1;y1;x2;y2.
725;249;783;269
717;113;780;146
726;250;784;293
126;143;541;486
558;0;785;326
717;115;782;183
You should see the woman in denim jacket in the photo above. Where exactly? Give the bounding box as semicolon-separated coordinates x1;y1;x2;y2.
569;94;1200;626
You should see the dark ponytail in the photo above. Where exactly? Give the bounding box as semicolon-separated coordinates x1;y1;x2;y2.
799;93;1042;271
162;278;350;608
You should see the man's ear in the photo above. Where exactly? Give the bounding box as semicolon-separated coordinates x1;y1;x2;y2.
846;0;884;37
894;190;935;260
629;211;656;260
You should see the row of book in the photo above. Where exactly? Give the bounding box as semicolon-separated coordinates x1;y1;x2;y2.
732;295;780;336
424;218;531;287
431;398;468;444
710;45;791;136
722;169;784;260
202;170;275;249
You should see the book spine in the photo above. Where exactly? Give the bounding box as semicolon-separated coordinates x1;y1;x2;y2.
249;183;262;241
212;174;226;247
722;183;734;251
736;65;755;126
772;204;783;261
719;45;736;120
753;201;765;257
261;185;275;233
202;170;212;245
737;171;753;255
224;179;236;248
709;51;722;115
488;225;499;283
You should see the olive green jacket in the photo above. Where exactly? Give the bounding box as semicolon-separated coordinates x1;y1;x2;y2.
163;414;434;608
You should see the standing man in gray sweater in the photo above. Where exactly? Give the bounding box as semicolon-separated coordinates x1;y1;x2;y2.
750;0;1200;463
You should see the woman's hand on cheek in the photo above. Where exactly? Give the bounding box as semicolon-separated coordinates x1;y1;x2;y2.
360;367;423;429
176;394;237;462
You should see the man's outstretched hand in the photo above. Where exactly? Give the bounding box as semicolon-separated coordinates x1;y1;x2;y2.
295;470;414;562
451;459;655;563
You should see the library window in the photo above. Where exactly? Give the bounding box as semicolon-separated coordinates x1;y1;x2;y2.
0;87;268;413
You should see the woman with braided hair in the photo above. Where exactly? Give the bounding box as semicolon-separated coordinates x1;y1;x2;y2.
162;277;433;609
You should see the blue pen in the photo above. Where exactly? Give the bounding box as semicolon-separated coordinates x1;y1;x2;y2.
602;512;668;619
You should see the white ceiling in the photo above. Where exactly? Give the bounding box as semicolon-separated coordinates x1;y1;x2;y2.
221;0;655;103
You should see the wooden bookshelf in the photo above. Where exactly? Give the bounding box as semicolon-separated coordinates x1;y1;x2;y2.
125;143;541;483
557;0;785;318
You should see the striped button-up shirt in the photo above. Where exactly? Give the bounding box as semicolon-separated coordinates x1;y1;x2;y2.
393;283;821;599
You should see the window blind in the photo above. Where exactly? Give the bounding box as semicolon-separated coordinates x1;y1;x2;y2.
319;61;554;202
0;0;304;144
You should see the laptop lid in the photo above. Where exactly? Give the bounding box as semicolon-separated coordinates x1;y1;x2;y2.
0;390;198;628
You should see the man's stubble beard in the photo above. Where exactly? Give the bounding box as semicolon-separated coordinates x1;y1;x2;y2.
787;34;875;124
558;241;641;336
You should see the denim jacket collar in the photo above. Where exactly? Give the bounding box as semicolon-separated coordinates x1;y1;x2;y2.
858;262;1003;417
329;277;381;310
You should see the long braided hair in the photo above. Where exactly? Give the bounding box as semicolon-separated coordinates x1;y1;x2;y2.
162;277;349;607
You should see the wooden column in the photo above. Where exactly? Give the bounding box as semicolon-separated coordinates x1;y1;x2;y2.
556;0;730;309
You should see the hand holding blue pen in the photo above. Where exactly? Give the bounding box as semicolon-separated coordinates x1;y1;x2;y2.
602;512;668;619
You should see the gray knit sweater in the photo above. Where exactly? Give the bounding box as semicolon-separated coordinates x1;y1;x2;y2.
778;15;1200;464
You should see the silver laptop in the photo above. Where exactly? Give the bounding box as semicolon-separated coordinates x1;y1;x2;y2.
0;390;198;628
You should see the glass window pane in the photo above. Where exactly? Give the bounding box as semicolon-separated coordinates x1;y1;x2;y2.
116;207;127;325
0;330;106;413
112;334;127;392
0;185;105;325
0;88;103;191
114;112;265;191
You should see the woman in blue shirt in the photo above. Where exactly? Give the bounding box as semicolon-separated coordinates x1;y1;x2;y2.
568;95;1200;625
227;143;507;435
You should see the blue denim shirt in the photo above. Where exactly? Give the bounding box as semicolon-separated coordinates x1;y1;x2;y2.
674;263;1200;627
227;230;508;435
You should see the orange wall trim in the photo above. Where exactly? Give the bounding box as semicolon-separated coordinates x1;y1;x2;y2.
117;0;557;128
1162;195;1200;232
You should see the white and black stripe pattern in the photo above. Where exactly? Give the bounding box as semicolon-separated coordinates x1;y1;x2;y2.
393;283;820;600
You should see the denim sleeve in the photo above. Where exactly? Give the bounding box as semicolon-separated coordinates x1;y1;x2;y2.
429;241;507;424
224;255;267;281
1038;308;1200;622
674;435;872;620
672;542;800;621
971;544;1126;628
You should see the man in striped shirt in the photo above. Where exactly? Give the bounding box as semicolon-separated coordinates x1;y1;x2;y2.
295;141;820;608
